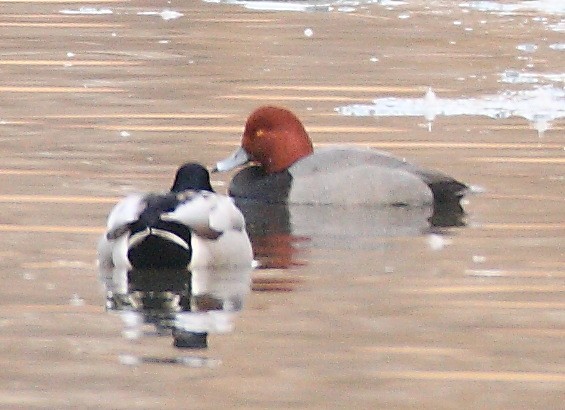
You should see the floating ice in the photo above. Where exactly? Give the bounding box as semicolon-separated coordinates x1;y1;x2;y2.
500;70;538;84
237;1;331;12
60;7;113;15
202;0;406;13
516;43;538;53
549;43;565;50
69;293;85;306
465;269;504;277
460;1;565;14
335;86;565;137
137;9;184;20
548;21;565;32
423;87;438;131
119;354;142;366
160;10;184;20
500;69;565;84
119;355;221;367
173;356;222;368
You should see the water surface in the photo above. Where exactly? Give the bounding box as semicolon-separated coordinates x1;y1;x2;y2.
0;0;563;408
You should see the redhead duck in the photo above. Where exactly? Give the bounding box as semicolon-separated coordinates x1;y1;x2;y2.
213;106;468;209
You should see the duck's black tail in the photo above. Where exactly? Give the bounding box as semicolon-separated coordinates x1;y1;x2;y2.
427;179;469;227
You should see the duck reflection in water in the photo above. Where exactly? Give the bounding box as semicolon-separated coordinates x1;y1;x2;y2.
236;198;466;270
97;163;253;349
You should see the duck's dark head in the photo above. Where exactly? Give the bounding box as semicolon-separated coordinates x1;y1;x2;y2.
170;162;214;193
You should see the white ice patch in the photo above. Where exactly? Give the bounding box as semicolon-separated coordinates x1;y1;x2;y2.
335;86;565;137
549;43;565;50
137;9;184;20
60;7;113;15
500;70;565;84
202;0;406;13
465;269;504;277
119;354;142;366
548;21;565;32
69;293;85;306
460;1;565;15
516;43;539;53
243;1;330;11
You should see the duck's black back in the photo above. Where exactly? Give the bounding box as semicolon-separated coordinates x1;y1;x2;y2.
127;193;193;270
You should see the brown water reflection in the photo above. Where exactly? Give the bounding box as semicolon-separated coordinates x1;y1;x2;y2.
0;0;563;408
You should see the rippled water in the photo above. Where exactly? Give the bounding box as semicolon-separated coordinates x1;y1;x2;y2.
0;0;563;408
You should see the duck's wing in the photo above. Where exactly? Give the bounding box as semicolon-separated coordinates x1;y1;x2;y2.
98;193;147;270
97;194;147;294
161;192;246;239
104;193;147;239
96;233;115;275
303;147;469;200
344;147;469;214
208;196;246;232
361;147;470;208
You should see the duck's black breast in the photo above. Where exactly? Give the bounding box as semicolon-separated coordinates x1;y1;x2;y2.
228;165;292;204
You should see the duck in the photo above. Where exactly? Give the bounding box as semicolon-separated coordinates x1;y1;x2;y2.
97;163;253;348
213;106;468;210
97;162;253;303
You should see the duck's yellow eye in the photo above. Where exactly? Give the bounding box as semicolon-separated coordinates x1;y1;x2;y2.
255;129;265;138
